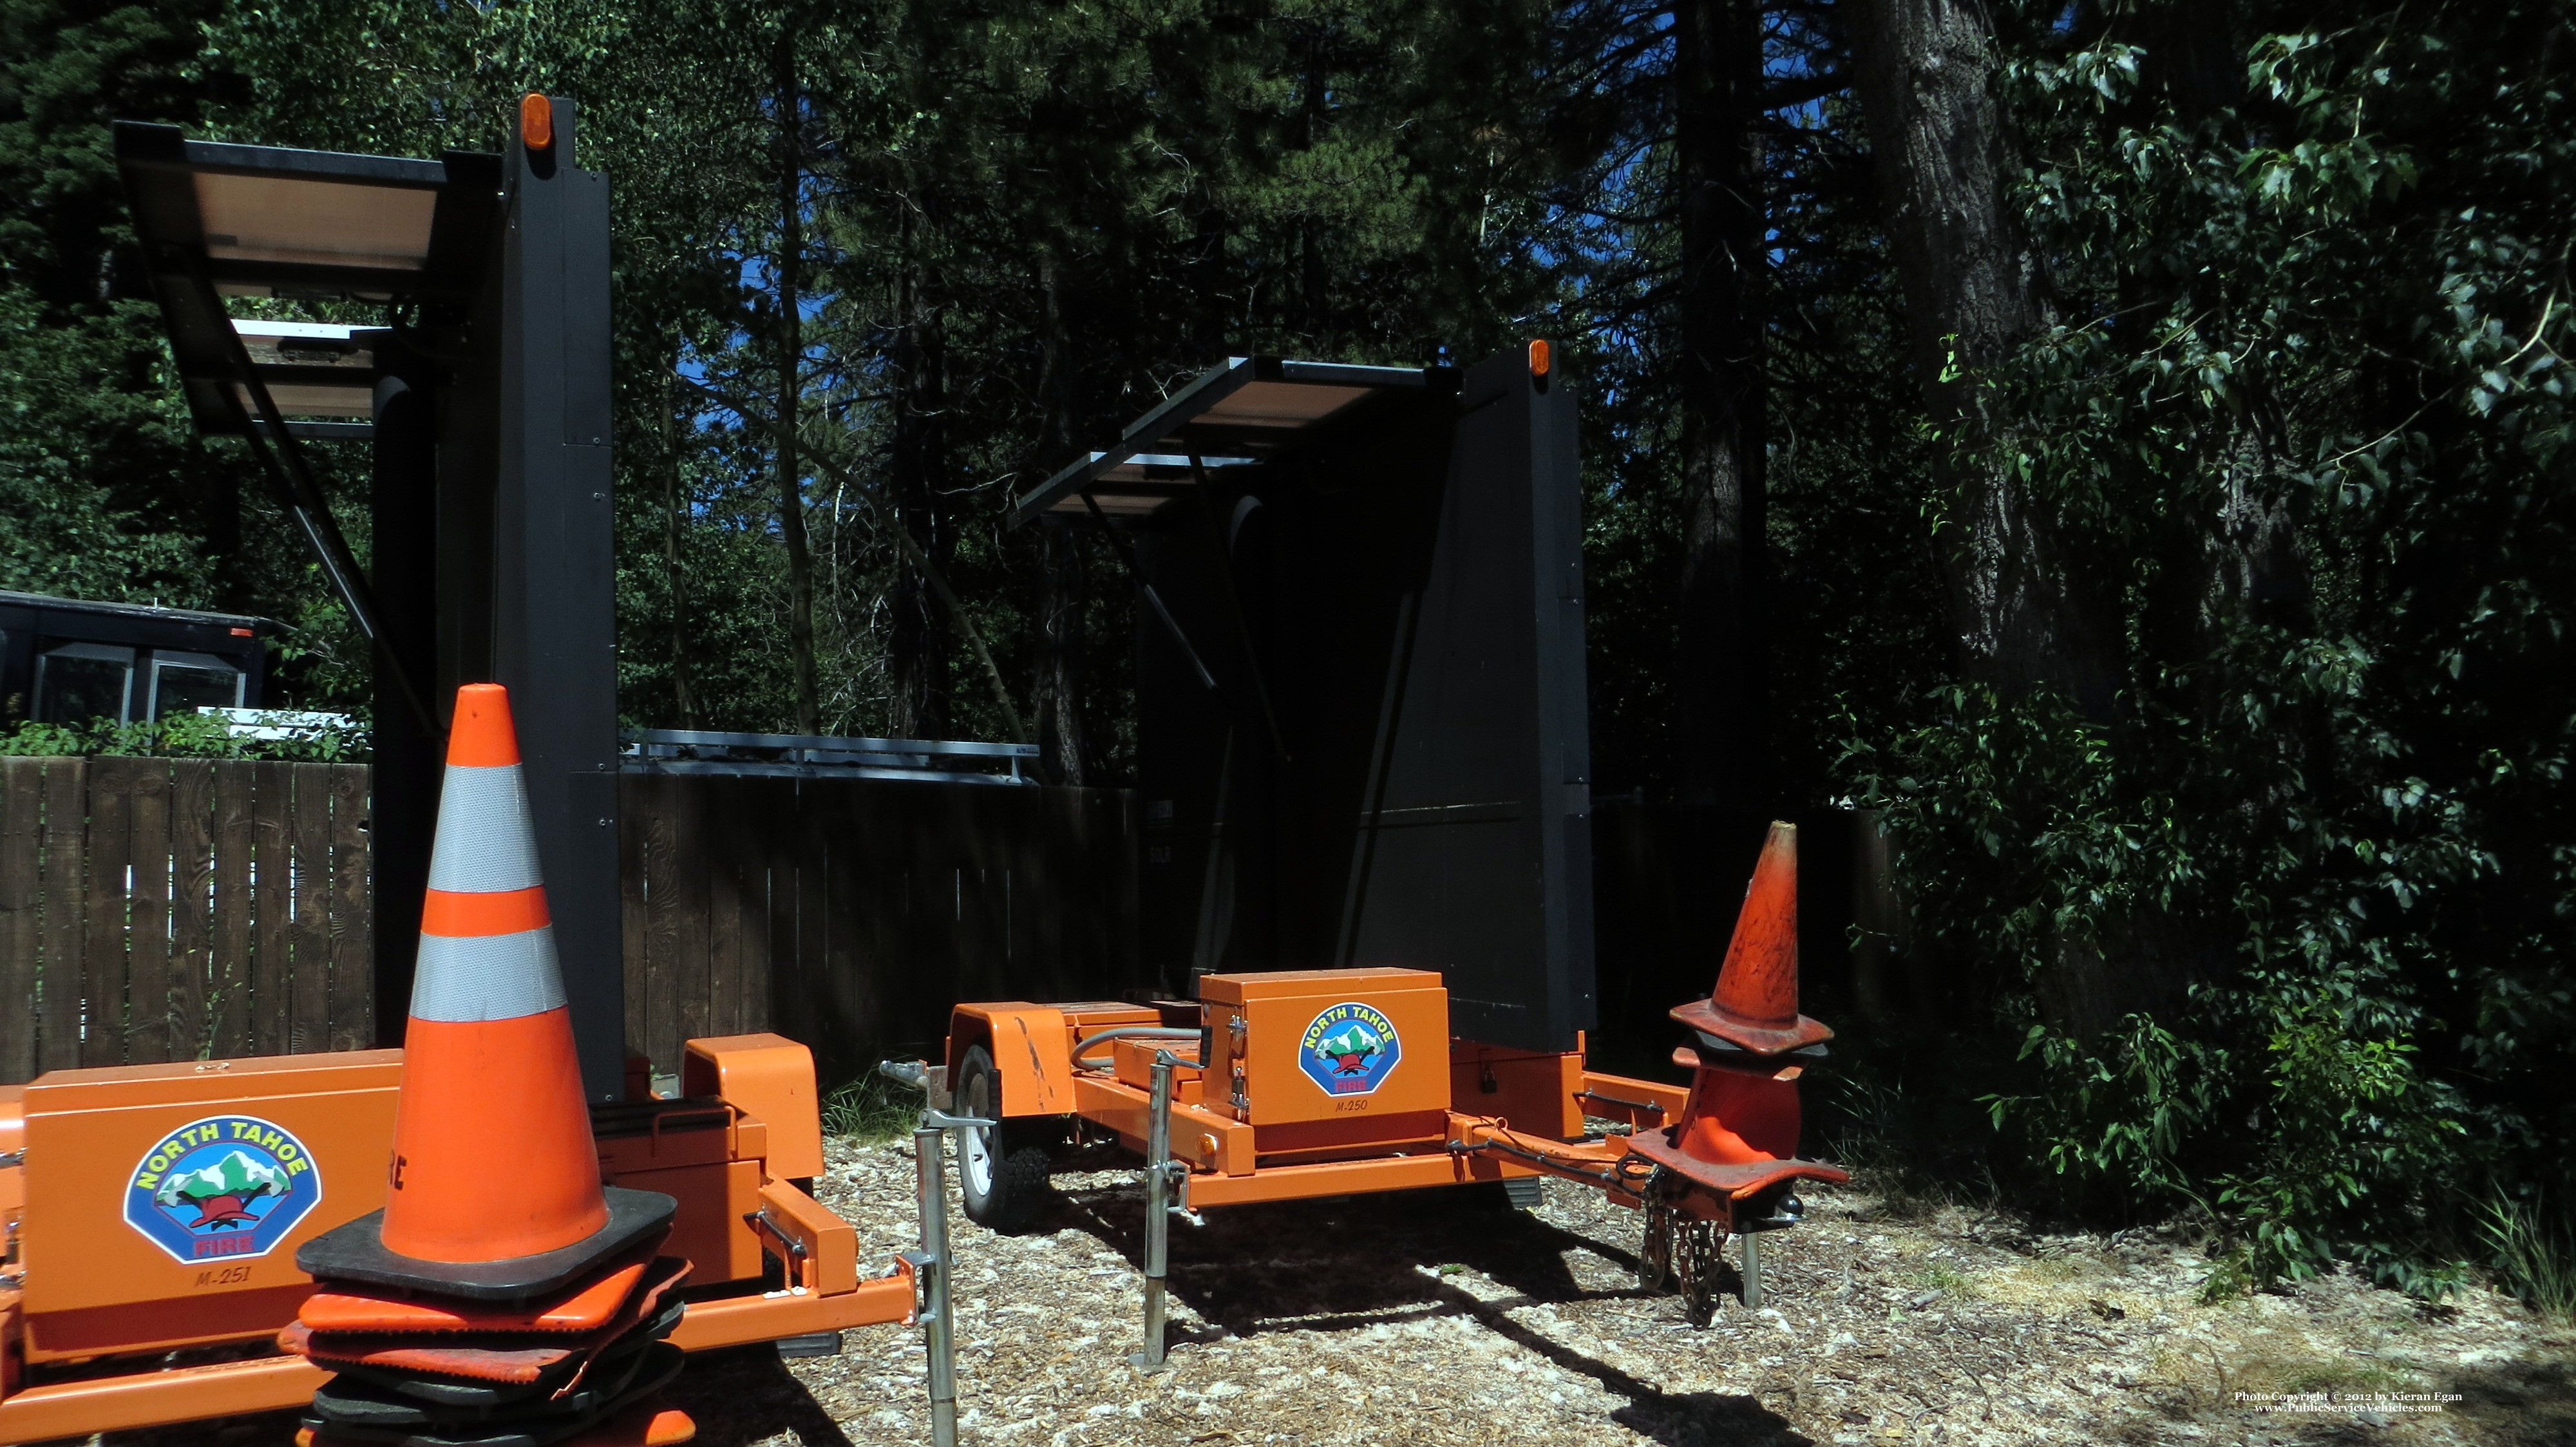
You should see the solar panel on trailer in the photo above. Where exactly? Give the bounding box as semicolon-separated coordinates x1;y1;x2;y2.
1166;380;1375;439
195;172;438;276
1037;454;1255;518
229;381;374;418
223;322;380;417
1012;358;1445;525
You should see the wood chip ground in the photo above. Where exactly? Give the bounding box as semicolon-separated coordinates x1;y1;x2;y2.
113;1135;2574;1446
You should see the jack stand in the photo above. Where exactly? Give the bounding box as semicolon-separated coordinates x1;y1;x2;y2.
907;1106;992;1447
1739;1230;1762;1310
1129;1051;1195;1371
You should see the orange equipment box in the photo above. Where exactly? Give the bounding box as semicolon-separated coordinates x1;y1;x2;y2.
15;1052;405;1364
1198;968;1451;1160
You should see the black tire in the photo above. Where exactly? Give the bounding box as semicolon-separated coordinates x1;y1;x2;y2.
952;1044;1053;1232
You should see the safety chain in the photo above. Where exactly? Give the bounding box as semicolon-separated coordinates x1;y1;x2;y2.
1636;1167;1724;1325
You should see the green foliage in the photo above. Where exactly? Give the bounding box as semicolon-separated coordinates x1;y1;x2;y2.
2215;1000;2465;1295
0;711;366;761
1844;0;2576;1294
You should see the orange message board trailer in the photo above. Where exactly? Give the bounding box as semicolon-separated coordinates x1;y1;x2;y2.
893;346;1852;1356
0;1036;910;1444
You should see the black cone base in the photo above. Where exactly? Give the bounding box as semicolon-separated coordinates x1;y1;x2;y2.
299;1188;676;1303
312;1342;681;1437
331;1299;685;1409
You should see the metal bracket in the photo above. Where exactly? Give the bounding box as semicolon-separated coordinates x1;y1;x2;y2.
1163;1159;1203;1226
1573;1088;1666;1121
744;1208;810;1292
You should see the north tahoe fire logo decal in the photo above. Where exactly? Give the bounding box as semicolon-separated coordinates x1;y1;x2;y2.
1299;1002;1402;1095
124;1114;323;1263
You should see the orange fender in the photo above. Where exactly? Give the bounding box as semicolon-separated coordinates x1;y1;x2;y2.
944;1005;1075;1117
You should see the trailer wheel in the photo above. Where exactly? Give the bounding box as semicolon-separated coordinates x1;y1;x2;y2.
953;1044;1052;1232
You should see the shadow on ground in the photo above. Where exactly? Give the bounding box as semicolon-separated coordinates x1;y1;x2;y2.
1043;1174;1808;1447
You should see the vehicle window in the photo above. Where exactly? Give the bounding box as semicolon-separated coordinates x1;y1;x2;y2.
36;642;137;724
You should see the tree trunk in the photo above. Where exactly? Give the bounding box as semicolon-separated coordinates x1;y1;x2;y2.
1849;0;2117;717
1039;526;1087;784
888;252;952;741
1033;257;1088;783
1672;0;1773;808
1298;35;1329;341
665;371;694;728
773;25;821;734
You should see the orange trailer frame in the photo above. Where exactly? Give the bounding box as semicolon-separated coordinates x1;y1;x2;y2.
919;974;1837;1224
0;1034;912;1444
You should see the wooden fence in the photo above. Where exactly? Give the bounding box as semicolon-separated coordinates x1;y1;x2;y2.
620;773;1139;1087
0;757;374;1085
2;761;1895;1093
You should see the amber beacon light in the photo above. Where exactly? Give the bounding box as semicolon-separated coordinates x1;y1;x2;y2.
520;91;554;151
1527;337;1552;378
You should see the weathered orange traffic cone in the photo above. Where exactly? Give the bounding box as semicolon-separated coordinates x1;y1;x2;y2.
1668;820;1833;1056
1653;820;1844;1178
301;684;671;1298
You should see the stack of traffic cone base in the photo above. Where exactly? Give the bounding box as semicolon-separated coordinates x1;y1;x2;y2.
1628;820;1850;1200
286;686;694;1447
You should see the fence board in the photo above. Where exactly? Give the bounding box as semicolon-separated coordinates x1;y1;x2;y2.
327;764;372;1051
289;764;332;1053
35;760;86;1073
80;759;138;1066
701;785;744;1046
169;761;215;1061
726;781;781;1036
638;775;686;1084
250;761;295;1056
766;793;808;1052
0;761;42;1082
124;761;174;1064
675;782;716;1055
620;779;649;1061
210;761;258;1059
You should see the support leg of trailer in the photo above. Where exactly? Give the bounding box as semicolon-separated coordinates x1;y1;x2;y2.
1130;1051;1180;1371
1740;1230;1762;1310
910;1110;987;1447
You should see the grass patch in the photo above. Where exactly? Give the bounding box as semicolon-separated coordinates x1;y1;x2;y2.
1821;1071;2000;1219
820;1073;920;1144
2483;1194;2576;1321
1975;1250;2128;1314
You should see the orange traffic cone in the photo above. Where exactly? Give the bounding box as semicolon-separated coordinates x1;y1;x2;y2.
300;683;671;1300
1625;818;1850;1209
1668;820;1833;1055
289;685;691;1447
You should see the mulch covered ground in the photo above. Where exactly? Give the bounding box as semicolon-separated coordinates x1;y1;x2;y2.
690;1137;2575;1447
111;1133;2575;1447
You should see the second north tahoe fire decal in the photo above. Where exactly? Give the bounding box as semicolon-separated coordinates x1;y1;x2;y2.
1299;1001;1402;1095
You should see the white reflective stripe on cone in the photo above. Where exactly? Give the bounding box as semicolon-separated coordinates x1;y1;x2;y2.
412;926;569;1022
427;764;545;894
